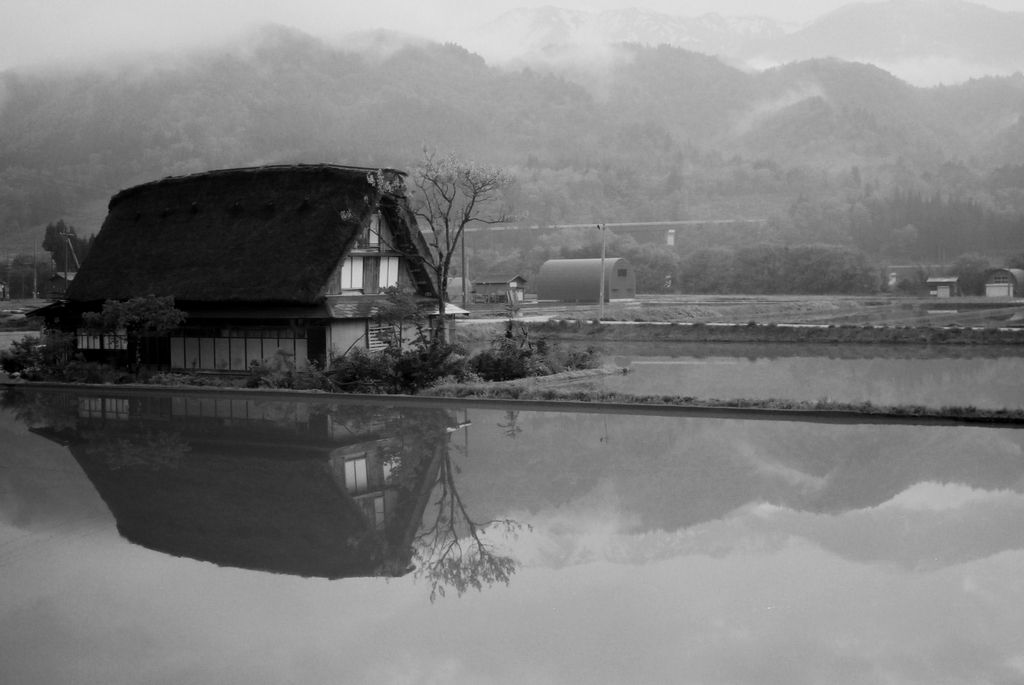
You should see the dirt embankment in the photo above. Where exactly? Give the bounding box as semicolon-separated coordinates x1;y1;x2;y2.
526;320;1024;346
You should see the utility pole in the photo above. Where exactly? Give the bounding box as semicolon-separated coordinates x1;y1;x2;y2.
59;225;80;296
598;224;607;321
60;226;71;290
32;242;37;300
461;226;468;308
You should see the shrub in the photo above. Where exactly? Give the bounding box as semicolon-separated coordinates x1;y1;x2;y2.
391;340;472;393
469;319;601;381
470;343;539;381
247;350;333;391
60;360;133;384
325;340;472;394
327;348;399;393
1;331;76;379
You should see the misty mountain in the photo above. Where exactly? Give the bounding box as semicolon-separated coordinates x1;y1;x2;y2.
466;7;789;63
1;26;1023;252
744;0;1024;84
467;1;1024;86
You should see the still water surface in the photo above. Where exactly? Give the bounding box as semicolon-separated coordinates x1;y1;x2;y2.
589;343;1024;408
2;387;1024;684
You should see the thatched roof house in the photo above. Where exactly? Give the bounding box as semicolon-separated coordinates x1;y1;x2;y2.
29;394;455;580
37;164;445;371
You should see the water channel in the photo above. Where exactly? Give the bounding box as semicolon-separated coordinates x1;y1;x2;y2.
2;386;1023;683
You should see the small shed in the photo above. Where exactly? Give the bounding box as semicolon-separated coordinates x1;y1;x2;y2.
984;268;1024;297
536;258;635;303
472;274;527;303
45;272;75;298
926;276;960;298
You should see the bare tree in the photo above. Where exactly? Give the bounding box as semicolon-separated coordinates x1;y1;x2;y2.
413;448;523;602
377;149;516;342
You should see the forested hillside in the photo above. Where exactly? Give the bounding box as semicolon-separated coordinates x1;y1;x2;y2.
2;25;1023;294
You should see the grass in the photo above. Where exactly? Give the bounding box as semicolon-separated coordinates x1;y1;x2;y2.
421;384;1024;425
527;319;1024;346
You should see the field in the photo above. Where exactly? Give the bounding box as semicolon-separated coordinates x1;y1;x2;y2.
509;294;1024;328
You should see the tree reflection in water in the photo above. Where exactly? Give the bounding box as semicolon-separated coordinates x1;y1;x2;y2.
2;388;523;600
361;406;524;601
414;451;524;602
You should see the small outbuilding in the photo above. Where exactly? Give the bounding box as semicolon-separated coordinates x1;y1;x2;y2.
984;268;1024;297
45;272;75;298
926;276;960;298
472;274;527;303
536;258;635;303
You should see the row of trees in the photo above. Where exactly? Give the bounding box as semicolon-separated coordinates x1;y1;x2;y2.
467;221;1024;297
677;244;879;295
0;219;91;300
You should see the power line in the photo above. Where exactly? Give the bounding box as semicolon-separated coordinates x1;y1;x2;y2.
463;219;765;233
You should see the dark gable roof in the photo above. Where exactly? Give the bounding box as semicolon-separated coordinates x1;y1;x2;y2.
68;164;437;304
474;273;527;285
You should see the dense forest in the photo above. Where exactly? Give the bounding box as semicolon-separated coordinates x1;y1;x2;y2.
2;26;1024;295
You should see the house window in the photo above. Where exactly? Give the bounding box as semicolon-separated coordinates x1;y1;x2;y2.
77;330;101;350
618;269;628;278
339;257;364;291
380;256;400;289
79;397;104;418
78;397;129;420
334;255;402;294
366;214;381;247
992;274;1010;284
345;458;369;494
357;495;386;530
77;329;126;350
104;331;127;350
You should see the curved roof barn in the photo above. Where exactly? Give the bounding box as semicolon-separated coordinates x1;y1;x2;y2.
536;258;635;302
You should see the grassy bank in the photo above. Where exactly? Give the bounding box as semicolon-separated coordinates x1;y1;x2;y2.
422;383;1024;426
528;320;1024;345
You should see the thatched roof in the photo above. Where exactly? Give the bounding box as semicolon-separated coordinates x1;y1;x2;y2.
67;164;437;305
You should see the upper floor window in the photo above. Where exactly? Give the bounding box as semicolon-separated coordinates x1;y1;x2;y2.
357;213;392;251
332;256;402;294
366;214;381;247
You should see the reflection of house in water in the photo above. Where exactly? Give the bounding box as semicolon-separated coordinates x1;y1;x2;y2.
24;391;460;579
329;440;397;531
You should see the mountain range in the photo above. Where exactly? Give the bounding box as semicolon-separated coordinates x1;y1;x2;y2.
1;19;1023;255
464;0;1024;86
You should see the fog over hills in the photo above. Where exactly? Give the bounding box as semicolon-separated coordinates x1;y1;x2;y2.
465;7;792;64
1;20;1023;271
469;0;1024;85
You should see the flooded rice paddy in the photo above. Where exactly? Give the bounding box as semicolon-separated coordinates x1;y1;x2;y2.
2;386;1023;684
583;342;1024;409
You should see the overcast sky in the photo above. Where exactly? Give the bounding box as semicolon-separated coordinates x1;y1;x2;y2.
4;0;1024;72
